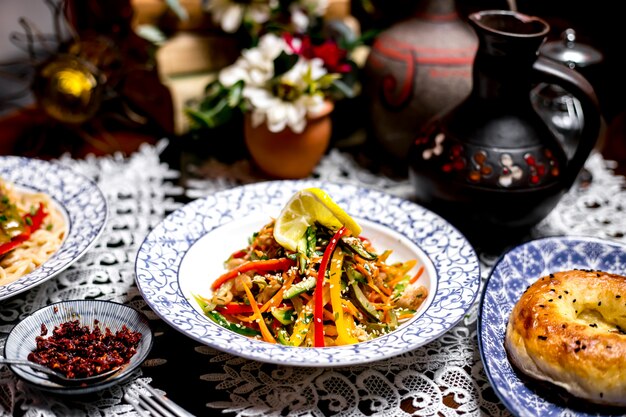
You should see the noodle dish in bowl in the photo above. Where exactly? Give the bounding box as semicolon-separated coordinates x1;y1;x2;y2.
136;180;481;366
0;156;107;300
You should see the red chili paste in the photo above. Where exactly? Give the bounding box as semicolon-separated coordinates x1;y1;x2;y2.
27;319;142;379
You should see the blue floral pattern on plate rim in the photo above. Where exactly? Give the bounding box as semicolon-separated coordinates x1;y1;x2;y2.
478;235;626;417
135;180;481;366
0;156;108;301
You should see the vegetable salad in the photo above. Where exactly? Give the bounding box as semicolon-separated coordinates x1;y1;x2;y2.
195;220;428;347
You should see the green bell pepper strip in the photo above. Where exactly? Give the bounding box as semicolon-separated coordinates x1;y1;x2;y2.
314;226;347;347
206;310;261;337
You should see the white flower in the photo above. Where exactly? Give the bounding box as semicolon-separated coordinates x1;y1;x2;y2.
299;0;328;17
281;57;327;90
246;87;325;133
289;0;328;32
242;55;328;133
204;0;275;33
215;32;333;133
289;7;310;33
219;34;288;87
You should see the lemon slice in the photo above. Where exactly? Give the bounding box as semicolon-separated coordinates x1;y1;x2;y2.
273;188;362;252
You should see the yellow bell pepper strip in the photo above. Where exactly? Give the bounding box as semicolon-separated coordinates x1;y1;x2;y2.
329;247;359;345
0;202;47;256
314;226;347;347
289;297;315;346
212;258;295;290
242;283;276;343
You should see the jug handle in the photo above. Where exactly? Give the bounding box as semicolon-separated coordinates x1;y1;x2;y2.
532;56;601;188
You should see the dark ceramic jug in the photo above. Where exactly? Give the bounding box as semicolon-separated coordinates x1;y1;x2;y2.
408;10;601;250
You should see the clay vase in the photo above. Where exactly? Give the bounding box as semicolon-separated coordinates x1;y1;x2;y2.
408;10;601;251
363;0;477;161
244;101;334;179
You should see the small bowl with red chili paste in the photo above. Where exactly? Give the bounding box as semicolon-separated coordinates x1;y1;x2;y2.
3;300;153;394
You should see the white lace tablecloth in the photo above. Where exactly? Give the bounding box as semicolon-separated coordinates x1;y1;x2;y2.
1;140;625;417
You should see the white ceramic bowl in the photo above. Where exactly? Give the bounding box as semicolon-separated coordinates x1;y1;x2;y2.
136;180;481;366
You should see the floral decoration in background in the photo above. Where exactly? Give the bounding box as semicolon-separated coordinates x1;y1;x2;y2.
202;0;329;38
185;31;357;134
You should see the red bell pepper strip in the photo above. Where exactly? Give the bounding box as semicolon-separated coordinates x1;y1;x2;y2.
314;226;347;348
0;203;47;257
230;250;248;259
24;202;47;231
211;258;295;290
215;303;259;315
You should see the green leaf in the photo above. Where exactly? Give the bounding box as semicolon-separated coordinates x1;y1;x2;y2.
185;96;236;130
317;73;340;89
204;79;223;95
184;108;213;130
331;78;356;99
227;80;244;108
164;0;189;21
273;51;299;77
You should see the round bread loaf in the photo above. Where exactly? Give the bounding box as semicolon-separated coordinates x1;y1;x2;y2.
504;269;626;406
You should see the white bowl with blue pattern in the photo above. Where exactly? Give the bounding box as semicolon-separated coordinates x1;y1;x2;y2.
0;156;108;301
4;299;153;395
479;236;626;416
136;180;480;366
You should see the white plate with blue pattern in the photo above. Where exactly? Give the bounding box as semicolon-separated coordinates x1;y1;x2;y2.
478;236;626;417
135;180;480;366
0;156;108;301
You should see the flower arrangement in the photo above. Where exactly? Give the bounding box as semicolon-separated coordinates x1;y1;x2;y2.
185;31;357;134
203;0;329;37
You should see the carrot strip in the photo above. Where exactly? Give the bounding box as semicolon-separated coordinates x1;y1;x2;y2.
242;284;276;343
409;266;425;284
260;273;297;313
